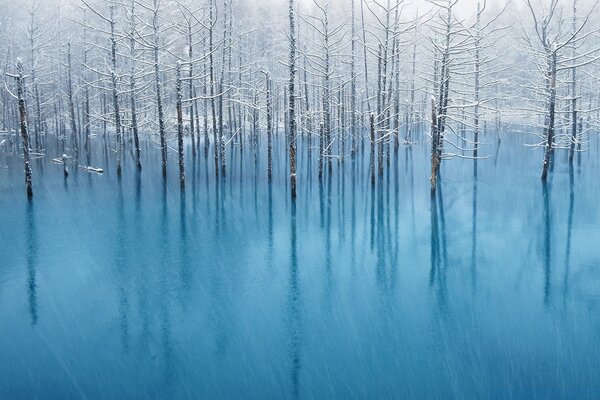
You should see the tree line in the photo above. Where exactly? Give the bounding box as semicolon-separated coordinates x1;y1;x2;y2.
1;0;599;198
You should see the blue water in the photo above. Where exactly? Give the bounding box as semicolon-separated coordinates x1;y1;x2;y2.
1;131;600;399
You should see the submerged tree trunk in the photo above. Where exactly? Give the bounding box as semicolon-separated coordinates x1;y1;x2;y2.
431;97;439;192
14;60;33;197
265;72;273;182
66;42;78;164
219;0;228;176
541;51;557;182
176;62;185;187
569;0;578;164
474;2;481;159
370;113;375;187
109;2;122;176
187;23;196;157
152;0;167;177
350;0;357;157
129;0;141;169
209;0;219;177
83;10;91;163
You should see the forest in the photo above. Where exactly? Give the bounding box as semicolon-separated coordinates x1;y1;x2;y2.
1;0;598;196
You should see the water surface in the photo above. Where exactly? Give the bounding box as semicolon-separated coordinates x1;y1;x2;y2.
1;131;599;399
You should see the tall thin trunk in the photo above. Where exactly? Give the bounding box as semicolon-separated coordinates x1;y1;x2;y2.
109;2;122;176
220;0;228;176
541;51;557;182
176;62;185;187
569;0;578;164
350;0;357;156
474;2;481;159
266;73;273;182
360;0;371;111
129;0;141;169
67;42;78;163
288;0;297;198
370;113;375;186
209;0;219;176
431;97;439;192
187;22;196;157
15;60;33;197
83;9;91;162
152;0;167;177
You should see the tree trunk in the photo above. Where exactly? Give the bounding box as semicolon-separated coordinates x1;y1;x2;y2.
15;60;33;197
67;42;78;164
109;3;122;176
176;62;185;187
541;51;557;182
152;0;167;177
266;73;273;182
288;0;297;199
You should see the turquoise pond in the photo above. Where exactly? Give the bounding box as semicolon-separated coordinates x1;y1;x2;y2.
1;131;600;399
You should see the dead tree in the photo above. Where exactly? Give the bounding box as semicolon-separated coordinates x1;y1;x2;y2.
264;71;273;182
151;0;167;177
209;0;220;177
176;62;185;187
127;0;141;169
7;59;33;197
523;0;599;182
66;42;78;163
288;0;298;199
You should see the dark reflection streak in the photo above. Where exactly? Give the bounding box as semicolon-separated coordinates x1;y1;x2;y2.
325;172;333;293
319;175;325;229
369;177;375;252
437;181;448;268
220;164;227;232
117;177;129;352
288;200;302;400
563;164;575;306
215;172;220;236
351;158;356;274
254;145;259;222
386;158;393;268
26;200;38;326
179;189;190;307
205;147;210;218
192;151;197;215
408;146;415;234
307;136;312;212
471;159;478;292
493;134;501;168
392;153;399;287
134;170;150;352
429;191;439;287
542;182;551;306
160;179;173;384
430;186;447;312
577;138;582;172
376;175;386;289
340;163;345;242
239;141;244;224
268;182;274;268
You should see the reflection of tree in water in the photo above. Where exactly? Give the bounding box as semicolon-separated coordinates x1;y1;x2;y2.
268;183;274;267
287;201;302;399
471;159;478;293
430;183;448;314
542;183;551;306
563;165;575;306
116;177;130;352
26;200;38;326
